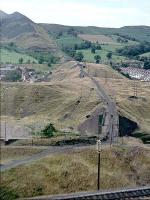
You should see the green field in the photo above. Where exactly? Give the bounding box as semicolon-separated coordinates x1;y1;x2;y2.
56;36;83;48
102;43;125;52
0;49;38;64
77;49;126;63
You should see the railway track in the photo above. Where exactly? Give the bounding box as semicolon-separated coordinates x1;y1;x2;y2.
23;186;150;200
79;64;119;142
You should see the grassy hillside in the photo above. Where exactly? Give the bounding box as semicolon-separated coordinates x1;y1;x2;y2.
0;48;38;64
52;32;139;64
56;36;83;48
0;64;100;133
1;145;150;199
40;24;150;43
0;11;64;61
76;49;126;63
1;147;43;164
1;11;149;65
92;76;150;134
1;61;150;138
83;63;150;134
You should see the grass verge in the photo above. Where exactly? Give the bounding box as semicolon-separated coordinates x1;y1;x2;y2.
1;147;44;164
1;145;150;199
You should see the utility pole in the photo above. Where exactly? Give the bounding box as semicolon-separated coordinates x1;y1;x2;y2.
109;114;113;148
5;120;7;144
96;114;103;190
97;139;102;190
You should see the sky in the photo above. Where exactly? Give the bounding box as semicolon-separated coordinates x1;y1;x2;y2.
1;0;150;27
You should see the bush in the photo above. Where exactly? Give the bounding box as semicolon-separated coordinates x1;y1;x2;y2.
116;42;150;58
18;57;23;64
47;62;51;67
91;46;96;54
74;52;84;62
41;123;56;137
0;186;19;200
94;55;101;63
144;59;150;70
29;52;59;64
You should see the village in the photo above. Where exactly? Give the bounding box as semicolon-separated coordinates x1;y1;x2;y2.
120;66;150;81
0;64;52;82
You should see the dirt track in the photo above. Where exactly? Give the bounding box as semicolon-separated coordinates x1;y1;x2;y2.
0;145;95;172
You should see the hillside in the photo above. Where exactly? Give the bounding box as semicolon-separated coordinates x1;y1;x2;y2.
0;62;100;139
0;48;38;64
40;23;150;43
1;145;150;198
1;10;150;52
1;62;150;141
0;11;59;54
1;10;150;66
0;10;150;142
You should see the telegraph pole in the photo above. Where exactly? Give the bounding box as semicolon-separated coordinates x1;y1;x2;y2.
5;120;7;144
97;139;102;190
97;114;103;190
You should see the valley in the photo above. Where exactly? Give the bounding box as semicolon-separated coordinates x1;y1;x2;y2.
0;8;150;200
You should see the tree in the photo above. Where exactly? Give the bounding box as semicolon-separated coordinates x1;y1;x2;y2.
48;62;51;67
106;52;112;60
91;46;96;54
38;56;44;64
74;44;78;50
144;59;150;70
41;123;56;137
19;57;23;64
74;52;84;62
96;44;102;50
94;55;101;63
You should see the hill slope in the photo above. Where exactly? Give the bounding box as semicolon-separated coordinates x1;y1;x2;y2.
1;62;150;140
0;11;58;52
1;10;149;51
40;23;150;43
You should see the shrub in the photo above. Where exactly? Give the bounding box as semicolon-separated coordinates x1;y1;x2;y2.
74;52;84;62
94;55;101;63
106;52;112;59
0;186;19;200
41;123;56;137
18;57;23;64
